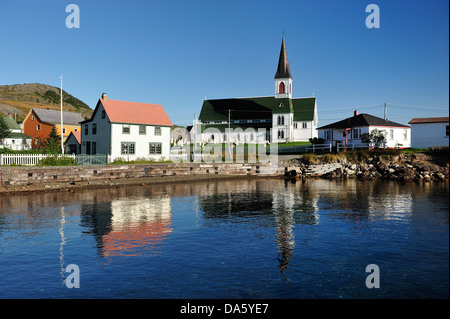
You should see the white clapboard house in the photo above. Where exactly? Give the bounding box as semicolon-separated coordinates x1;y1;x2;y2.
317;111;411;148
80;94;173;161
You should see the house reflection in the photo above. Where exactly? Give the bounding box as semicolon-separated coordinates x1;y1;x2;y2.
81;195;172;257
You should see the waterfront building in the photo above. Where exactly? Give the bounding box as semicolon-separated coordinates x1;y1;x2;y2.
317;111;411;148
22;108;84;148
408;117;449;148
192;36;318;144
80;93;173;161
0;115;32;150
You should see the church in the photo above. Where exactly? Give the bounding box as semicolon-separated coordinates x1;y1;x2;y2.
192;36;318;144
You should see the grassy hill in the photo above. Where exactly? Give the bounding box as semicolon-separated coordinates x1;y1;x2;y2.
0;83;93;122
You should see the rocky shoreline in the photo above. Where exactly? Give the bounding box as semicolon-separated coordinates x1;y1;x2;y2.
281;148;449;183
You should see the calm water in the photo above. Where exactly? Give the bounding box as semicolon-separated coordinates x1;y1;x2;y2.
0;178;448;299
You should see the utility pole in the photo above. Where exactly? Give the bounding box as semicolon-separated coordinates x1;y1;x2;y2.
384;102;387;121
60;74;64;154
228;109;231;158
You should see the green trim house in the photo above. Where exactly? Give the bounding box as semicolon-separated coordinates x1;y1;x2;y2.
192;37;318;143
0;115;32;150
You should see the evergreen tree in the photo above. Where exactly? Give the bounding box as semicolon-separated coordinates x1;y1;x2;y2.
0;116;12;144
45;125;61;154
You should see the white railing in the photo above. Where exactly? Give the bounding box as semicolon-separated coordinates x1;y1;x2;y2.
306;142;387;153
0;154;112;166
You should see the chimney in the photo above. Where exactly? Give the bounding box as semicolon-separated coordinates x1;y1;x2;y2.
102;93;107;100
354;110;359;116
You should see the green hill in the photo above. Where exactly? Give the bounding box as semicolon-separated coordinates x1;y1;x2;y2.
0;83;93;121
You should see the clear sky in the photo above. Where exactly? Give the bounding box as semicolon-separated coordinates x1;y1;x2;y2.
0;0;448;126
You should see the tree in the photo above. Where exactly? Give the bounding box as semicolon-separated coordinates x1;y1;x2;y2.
361;129;386;148
0;116;12;144
45;125;61;154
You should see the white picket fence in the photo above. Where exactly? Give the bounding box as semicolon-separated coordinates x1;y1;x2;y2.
0;154;110;166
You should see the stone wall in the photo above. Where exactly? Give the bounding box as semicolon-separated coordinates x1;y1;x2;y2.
0;163;282;193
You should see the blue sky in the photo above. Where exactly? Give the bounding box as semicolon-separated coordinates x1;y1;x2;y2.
0;0;448;126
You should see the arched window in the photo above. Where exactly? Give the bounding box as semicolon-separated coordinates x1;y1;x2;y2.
279;82;285;94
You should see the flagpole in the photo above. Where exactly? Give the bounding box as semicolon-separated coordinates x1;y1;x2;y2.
60;74;64;154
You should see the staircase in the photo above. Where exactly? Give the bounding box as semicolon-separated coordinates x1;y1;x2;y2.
305;163;343;177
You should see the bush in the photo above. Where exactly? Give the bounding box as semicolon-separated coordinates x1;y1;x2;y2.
37;156;78;166
309;137;325;144
301;153;318;165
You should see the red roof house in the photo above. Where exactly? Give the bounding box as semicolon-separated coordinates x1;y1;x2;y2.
80;93;173;160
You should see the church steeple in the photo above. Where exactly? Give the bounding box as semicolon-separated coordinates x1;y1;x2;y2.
275;36;292;79
274;36;293;99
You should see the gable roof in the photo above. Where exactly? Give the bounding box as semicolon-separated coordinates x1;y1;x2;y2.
275;36;292;79
65;130;81;144
199;96;315;123
1;115;21;131
32;108;84;125
318;113;410;130
92;98;173;126
408;117;449;124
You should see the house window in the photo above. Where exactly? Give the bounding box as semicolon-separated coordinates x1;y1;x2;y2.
149;142;162;154
294;123;298;129
92;142;97;155
389;129;394;139
102;110;106;119
352;128;361;139
32;115;34;121
446;125;449;137
403;130;408;140
302;122;307;129
35;138;39;145
278;129;284;139
324;130;331;140
155;126;161;135
139;125;146;135
277;115;285;126
92;124;96;135
85;125;88;135
121;142;135;155
36;124;40;131
279;82;285;94
122;125;130;134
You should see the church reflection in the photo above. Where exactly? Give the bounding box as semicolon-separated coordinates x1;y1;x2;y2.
198;180;319;282
81;194;172;258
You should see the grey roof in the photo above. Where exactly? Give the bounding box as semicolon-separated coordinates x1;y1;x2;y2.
33;108;84;125
274;36;292;79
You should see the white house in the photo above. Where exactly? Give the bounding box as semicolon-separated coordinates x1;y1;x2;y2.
192;36;318;144
317;111;411;148
0;115;32;150
80;94;173;161
408;117;449;149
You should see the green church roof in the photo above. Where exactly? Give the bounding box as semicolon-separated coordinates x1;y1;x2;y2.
198;96;315;123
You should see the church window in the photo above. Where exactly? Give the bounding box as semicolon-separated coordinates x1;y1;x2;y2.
279;82;285;94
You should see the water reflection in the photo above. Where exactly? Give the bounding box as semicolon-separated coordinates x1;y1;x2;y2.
80;194;172;258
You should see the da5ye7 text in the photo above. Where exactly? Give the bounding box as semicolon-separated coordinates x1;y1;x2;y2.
224;303;268;314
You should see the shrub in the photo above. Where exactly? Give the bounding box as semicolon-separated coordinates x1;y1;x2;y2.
301;153;318;165
37;156;78;166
